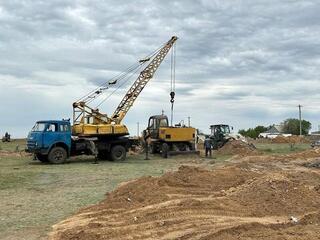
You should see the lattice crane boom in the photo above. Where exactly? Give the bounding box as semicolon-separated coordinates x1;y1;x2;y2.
111;36;178;123
72;36;177;128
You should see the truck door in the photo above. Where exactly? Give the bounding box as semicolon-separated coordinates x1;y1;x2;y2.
42;123;71;152
59;123;72;153
42;123;59;150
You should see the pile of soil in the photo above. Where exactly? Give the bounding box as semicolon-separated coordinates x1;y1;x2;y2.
50;150;320;240
272;135;311;144
216;140;258;155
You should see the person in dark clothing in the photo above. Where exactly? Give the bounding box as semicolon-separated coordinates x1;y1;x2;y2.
204;137;213;157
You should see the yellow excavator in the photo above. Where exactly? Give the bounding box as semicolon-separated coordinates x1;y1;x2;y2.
142;39;198;158
144;114;197;158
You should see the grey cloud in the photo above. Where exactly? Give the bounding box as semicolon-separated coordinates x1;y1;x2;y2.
0;0;319;137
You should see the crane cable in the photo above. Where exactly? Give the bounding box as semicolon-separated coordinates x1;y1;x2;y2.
170;42;176;126
76;42;166;105
94;44;166;108
76;62;141;103
95;63;145;108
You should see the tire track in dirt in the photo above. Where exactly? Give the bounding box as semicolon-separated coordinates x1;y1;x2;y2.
49;150;320;240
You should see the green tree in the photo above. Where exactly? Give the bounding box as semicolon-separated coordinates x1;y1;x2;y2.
282;118;311;135
238;125;268;138
254;125;268;134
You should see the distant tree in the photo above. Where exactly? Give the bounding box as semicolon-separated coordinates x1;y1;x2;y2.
254;125;268;134
282;118;311;135
238;125;268;139
238;129;247;136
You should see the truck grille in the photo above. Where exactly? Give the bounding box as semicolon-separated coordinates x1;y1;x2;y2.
27;141;36;149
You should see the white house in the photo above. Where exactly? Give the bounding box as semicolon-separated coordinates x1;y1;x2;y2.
259;125;292;139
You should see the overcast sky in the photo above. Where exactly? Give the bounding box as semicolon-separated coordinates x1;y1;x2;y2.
0;0;319;137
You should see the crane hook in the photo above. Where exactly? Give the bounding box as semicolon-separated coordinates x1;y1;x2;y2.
170;91;175;103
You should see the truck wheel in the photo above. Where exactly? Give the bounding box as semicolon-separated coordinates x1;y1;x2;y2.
161;143;169;158
48;147;67;164
36;154;48;163
110;145;126;161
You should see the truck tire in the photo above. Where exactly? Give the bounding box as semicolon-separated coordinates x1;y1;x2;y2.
161;143;169;158
36;154;48;163
48;147;67;164
110;145;126;161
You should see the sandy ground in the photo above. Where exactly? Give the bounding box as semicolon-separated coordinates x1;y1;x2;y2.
49;148;320;240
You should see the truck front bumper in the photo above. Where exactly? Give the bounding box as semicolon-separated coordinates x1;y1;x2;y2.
26;148;50;155
26;141;49;155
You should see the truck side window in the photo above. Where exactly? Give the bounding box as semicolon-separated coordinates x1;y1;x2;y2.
59;124;69;132
46;124;57;132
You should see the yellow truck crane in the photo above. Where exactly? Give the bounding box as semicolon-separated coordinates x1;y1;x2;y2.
26;36;177;163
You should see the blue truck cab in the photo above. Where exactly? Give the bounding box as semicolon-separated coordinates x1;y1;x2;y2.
26;120;72;163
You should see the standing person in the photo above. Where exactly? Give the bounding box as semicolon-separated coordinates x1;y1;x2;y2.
204;137;212;157
143;130;151;160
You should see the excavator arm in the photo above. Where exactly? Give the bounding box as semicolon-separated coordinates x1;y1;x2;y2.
111;36;178;123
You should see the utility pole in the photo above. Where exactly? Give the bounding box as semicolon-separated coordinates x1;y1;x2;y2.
298;105;302;136
137;122;140;138
188;116;191;127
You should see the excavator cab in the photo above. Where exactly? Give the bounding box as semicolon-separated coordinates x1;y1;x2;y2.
209;124;233;149
147;115;169;139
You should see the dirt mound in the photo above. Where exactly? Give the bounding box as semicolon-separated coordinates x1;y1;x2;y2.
203;212;320;240
282;148;320;160
216;140;258;155
272;135;311;144
50;153;320;240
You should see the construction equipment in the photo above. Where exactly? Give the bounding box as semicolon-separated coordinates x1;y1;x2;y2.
72;36;178;137
26;36;178;163
2;132;11;142
210;124;246;149
144;114;198;158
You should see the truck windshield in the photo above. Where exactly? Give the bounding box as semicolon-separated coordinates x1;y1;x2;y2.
32;122;46;132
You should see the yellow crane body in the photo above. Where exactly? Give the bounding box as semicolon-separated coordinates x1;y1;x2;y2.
72;123;129;136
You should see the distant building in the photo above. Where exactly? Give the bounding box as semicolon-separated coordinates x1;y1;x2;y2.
259;124;292;139
311;131;320;136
